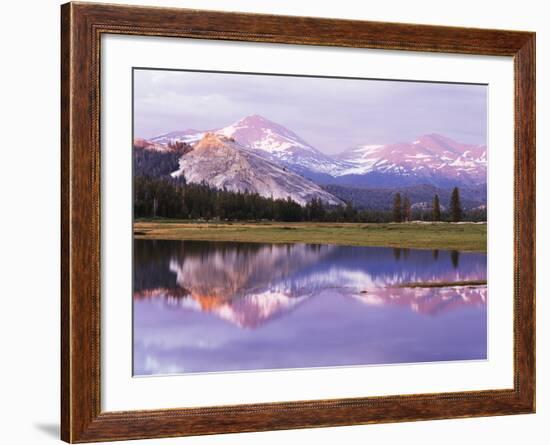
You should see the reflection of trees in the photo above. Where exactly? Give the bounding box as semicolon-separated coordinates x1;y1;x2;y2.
451;250;460;268
133;240;266;292
393;248;401;260
134;240;179;292
432;249;439;260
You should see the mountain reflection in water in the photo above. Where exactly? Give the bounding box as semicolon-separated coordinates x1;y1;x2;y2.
133;240;487;375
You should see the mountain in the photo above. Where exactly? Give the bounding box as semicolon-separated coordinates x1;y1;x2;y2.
215;114;349;177
145;116;487;189
335;134;486;188
171;132;342;206
150;115;349;177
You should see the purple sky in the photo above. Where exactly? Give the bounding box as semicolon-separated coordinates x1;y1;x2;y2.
134;69;487;154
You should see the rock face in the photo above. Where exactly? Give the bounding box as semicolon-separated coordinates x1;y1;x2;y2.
171;133;342;206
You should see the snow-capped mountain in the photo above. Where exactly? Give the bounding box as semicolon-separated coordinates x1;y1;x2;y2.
336;134;487;187
150;115;349;177
215;114;349;176
171;132;342;206
144;116;487;189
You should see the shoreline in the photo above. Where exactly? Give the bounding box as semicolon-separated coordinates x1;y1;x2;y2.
397;280;487;288
133;220;487;252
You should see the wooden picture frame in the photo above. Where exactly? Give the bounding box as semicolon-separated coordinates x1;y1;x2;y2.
61;2;535;442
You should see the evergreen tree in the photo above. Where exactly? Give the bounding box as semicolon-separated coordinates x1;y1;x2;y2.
305;197;325;222
343;201;356;221
432;194;441;221
402;195;411;222
449;187;462;222
393;193;402;223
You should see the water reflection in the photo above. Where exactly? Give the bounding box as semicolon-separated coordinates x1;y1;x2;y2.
451;250;460;268
133;240;487;375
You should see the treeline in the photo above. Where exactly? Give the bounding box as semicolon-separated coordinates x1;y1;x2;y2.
325;183;487;214
134;176;486;223
134;177;392;222
391;187;486;223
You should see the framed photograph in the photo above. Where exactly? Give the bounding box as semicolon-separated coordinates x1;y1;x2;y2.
61;2;535;442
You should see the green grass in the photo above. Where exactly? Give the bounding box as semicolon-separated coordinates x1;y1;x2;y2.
133;220;487;252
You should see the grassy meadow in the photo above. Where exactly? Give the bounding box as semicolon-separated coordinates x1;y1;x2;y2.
134;220;487;252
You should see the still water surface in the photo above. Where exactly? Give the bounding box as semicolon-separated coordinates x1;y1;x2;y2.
133;240;487;375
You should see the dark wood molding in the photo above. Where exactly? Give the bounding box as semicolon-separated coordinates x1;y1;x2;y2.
61;2;536;442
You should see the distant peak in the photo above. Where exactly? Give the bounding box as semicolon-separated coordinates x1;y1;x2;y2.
236;114;278;126
133;137;151;147
133;137;174;153
418;133;451;142
416;133;488;151
242;113;267;121
231;114;304;139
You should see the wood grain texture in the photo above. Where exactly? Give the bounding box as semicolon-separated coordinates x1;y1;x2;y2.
60;2;536;442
